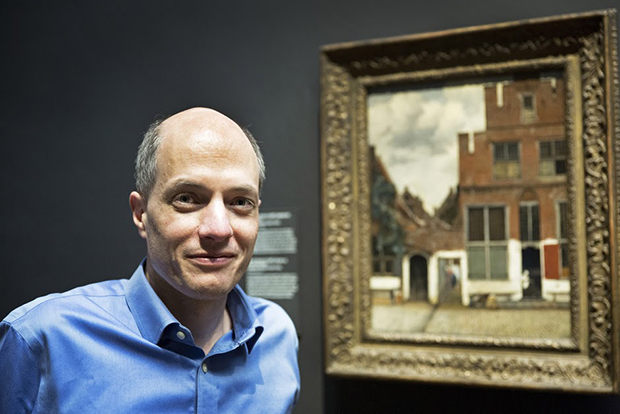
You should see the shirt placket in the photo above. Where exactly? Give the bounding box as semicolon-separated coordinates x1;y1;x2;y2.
195;356;218;413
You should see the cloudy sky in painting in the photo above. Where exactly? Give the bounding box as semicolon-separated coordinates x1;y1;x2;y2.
368;84;486;212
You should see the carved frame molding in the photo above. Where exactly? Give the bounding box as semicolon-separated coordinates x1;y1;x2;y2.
320;10;620;392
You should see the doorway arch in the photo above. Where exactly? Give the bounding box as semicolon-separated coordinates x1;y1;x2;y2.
409;254;428;301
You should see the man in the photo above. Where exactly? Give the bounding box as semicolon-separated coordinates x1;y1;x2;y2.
0;108;300;413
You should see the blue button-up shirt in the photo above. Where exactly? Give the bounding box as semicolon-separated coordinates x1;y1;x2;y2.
0;263;300;413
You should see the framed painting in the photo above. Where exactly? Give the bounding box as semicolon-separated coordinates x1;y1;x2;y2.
320;10;620;391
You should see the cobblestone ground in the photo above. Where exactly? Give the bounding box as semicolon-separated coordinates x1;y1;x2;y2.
371;302;571;338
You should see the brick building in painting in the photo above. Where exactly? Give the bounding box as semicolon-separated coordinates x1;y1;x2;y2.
457;72;569;304
371;71;570;306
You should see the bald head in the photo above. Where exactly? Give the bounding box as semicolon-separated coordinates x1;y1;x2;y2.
135;108;265;199
160;108;240;140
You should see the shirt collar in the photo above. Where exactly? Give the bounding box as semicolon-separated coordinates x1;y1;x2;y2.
125;261;178;345
125;260;263;353
227;283;264;353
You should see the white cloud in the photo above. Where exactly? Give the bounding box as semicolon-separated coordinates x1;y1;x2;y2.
368;84;485;211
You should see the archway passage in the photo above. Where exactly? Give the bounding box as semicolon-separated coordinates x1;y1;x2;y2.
522;246;542;299
409;255;428;301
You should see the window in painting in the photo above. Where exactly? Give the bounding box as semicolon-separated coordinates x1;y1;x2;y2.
521;92;536;123
539;139;567;176
466;206;508;280
519;202;540;242
372;255;398;276
493;141;520;179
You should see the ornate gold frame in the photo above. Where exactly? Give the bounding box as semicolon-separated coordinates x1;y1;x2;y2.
320;10;620;392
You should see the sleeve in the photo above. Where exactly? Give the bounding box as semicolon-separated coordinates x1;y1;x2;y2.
0;321;41;413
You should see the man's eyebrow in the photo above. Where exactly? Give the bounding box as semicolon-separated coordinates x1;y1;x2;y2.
165;180;259;196
228;184;259;195
167;179;202;189
162;180;204;194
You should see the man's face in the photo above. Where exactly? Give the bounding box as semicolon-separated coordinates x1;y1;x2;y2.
130;111;261;302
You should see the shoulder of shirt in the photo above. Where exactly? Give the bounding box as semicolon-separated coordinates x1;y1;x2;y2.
246;295;288;317
2;279;128;326
245;295;297;335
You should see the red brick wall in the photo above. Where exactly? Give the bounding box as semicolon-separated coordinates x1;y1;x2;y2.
458;75;567;241
459;185;566;240
486;77;565;129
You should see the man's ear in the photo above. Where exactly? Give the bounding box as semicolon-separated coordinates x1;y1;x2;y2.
129;191;148;239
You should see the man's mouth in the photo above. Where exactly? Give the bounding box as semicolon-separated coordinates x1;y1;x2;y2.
187;252;236;266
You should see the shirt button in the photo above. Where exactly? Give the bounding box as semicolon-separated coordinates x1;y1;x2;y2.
202;362;208;373
176;331;186;340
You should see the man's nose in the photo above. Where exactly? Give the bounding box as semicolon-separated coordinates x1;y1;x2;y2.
197;200;233;241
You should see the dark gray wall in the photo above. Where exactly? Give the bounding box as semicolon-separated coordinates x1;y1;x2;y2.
1;1;619;413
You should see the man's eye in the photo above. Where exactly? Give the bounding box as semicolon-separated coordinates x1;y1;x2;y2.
174;194;196;204
232;198;254;208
